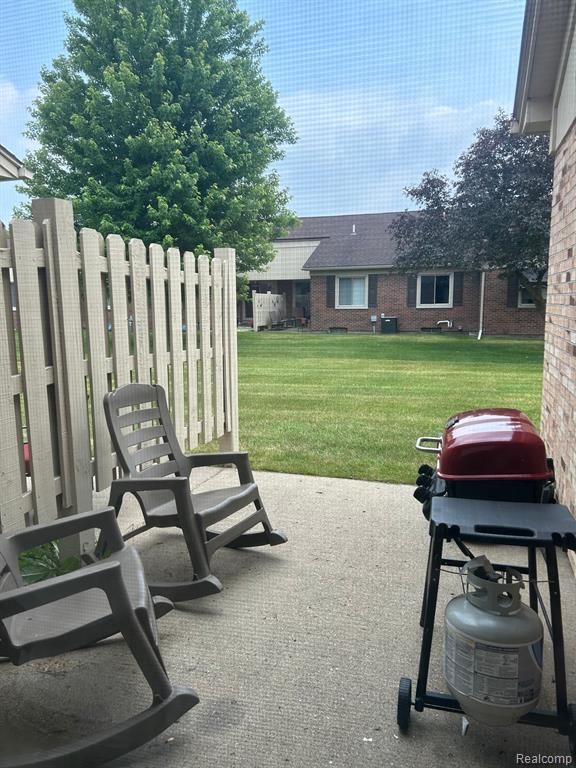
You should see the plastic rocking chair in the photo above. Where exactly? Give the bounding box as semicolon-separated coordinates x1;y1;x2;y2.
0;506;198;768
103;382;287;601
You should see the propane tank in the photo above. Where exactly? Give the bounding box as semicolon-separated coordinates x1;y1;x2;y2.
444;556;543;726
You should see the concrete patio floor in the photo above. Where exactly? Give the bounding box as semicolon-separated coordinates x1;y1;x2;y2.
1;468;576;767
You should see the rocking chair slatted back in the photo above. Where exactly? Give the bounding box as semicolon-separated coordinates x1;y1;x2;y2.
123;425;167;447
117;407;161;428
105;384;188;480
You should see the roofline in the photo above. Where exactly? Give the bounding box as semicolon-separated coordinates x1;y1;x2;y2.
297;211;411;219
303;264;396;272
513;0;574;136
0;144;33;182
275;235;329;243
513;0;540;129
278;210;418;227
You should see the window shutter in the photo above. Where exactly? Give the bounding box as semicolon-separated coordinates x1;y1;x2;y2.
453;272;464;306
506;274;519;307
326;275;335;308
368;274;378;307
406;275;417;307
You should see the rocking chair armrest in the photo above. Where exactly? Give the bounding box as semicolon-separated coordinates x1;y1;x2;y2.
6;507;125;556
109;476;193;510
184;452;254;483
0;559;130;620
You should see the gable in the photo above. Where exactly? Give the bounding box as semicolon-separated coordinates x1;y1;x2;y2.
0;145;32;182
245;239;321;280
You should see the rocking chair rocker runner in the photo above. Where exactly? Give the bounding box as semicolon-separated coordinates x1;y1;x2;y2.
0;506;198;768
103;383;287;601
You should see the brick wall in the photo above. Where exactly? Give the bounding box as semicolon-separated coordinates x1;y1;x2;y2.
310;271;545;336
482;272;545;336
540;120;576;516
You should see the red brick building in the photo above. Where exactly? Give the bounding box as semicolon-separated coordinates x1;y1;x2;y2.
247;213;545;336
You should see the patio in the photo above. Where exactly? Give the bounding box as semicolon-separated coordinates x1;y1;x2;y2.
1;468;575;767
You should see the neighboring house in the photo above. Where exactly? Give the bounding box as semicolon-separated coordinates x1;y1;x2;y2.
0;144;32;183
514;0;576;516
245;213;545;336
243;227;318;323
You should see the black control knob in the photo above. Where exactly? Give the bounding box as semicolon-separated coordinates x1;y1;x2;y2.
416;474;432;488
418;464;434;476
413;486;431;504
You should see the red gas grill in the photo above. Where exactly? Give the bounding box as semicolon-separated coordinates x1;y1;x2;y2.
398;410;576;749
414;408;556;518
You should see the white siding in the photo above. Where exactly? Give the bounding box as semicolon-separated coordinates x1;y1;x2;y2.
245;239;320;281
554;27;576;151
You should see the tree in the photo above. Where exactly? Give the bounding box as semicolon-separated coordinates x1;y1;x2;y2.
18;0;297;273
390;111;554;314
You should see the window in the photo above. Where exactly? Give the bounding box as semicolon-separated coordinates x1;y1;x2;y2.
417;273;453;308
518;283;547;308
336;275;367;308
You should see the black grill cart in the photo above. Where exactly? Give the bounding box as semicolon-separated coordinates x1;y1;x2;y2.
397;496;576;755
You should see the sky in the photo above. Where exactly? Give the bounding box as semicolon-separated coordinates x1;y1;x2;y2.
0;0;526;223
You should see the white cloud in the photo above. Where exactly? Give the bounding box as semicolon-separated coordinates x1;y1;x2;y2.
0;78;37;155
0;79;20;117
277;88;508;215
281;88;416;138
283;89;501;136
0;79;37;223
422;99;499;134
426;105;461;119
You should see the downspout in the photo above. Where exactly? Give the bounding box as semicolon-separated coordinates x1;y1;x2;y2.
477;271;486;340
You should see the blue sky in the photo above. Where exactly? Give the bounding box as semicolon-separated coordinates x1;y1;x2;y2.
0;0;526;222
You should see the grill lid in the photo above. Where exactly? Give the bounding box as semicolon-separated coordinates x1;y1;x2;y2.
437;408;553;482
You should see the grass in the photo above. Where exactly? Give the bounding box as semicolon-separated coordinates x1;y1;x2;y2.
237;332;544;484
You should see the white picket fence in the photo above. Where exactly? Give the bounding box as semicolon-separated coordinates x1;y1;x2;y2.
252;291;286;330
0;198;238;537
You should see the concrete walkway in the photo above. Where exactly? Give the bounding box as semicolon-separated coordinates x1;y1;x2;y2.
1;469;575;767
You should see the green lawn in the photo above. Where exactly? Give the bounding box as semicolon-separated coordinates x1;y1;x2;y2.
237;332;544;484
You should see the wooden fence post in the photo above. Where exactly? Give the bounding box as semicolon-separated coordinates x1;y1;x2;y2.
81;228;114;492
32;199;93;553
11;219;58;526
184;251;200;450
168;247;185;445
215;248;239;452
0;223;26;533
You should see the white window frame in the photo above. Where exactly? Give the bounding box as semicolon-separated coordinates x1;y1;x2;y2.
336;274;368;309
417;271;454;309
518;283;547;309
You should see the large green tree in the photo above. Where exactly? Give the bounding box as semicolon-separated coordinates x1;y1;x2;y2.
390;112;554;314
19;0;297;272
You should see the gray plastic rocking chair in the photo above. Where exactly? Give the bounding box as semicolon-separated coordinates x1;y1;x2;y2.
103;382;287;601
0;506;198;768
